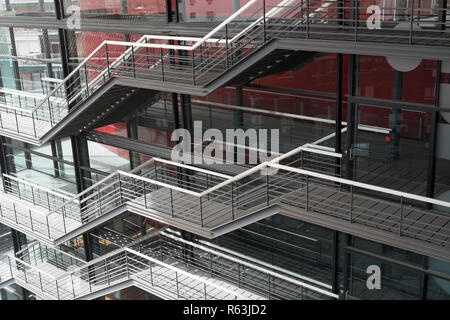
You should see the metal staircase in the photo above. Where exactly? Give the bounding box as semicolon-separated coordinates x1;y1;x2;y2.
5;0;447;146
2;137;450;262
0;146;340;245
0;230;339;300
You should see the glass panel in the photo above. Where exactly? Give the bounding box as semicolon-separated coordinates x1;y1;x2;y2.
435;112;450;203
64;0;166;23
355;105;431;196
213;215;335;287
347;252;422;300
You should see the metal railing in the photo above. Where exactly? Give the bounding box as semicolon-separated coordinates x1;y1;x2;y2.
0;157;233;241
2;0;445;142
4;134;450;250
0;231;338;300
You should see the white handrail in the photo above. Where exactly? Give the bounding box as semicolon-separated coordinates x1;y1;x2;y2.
3;174;76;201
269;163;450;209
161;230;338;298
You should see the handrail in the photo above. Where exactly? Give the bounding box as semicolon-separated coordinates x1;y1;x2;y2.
191;0;260;50
160;230;338;298
29;33;225;114
269;163;450;210
46;157;228;217
3;174;76;201
126;248;254;300
4;253;57;280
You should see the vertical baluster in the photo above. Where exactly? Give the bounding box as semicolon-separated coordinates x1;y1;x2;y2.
409;0;415;44
160;48;165;81
175;271;180;298
131;45;136;78
305;175;309;211
199;197;203;227
263;0;267;42
105;44;111;77
399;196;404;236
192;50;196;85
170;189;174;218
226;24;230;69
350;185;353;223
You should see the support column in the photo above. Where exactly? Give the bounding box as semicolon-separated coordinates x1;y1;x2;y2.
127;118;140;170
0;137;11;190
8;28;21;90
426;61;442;199
335;54;343;177
389;70;403;161
346;55;358;180
71;135;93;261
11;229;30;300
181;94;193;135
235;86;244;163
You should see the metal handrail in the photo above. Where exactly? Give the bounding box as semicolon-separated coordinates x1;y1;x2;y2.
7;232;338;300
269;163;450;210
3;174;76;201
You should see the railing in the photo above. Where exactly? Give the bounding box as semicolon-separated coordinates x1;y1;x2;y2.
0;157;233;241
268;162;450;248
4;134;450;250
1;0;447;142
1;232;338;300
3;174;78;217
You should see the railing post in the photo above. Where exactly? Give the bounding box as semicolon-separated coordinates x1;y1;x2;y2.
409;0;415;44
48;100;54;126
237;264;241;288
160;48;165;82
29;210;33;231
231;182;235;220
175;271;180;298
23;266;27;283
399;196;404;236
39;272;43;292
204;283;207;300
149;261;153;286
14;110;19;133
84;63;89;96
131;45;136;78
225;24;230;69
350;185;353;223
61;206;67;233
46;215;51;238
8;256;13;279
13;203;18;223
263;0;267;42
305;175;309;211
105;44;111;77
97;185;102;216
118;174;123;204
306;0;310;38
32;114;37;138
71;273;76;298
199;197;204;227
106;260;110;285
31;186;35;205
192;50;196;85
170;189;174;218
125;251;130;278
266;174;270;206
354;0;359;41
56;279;60;300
